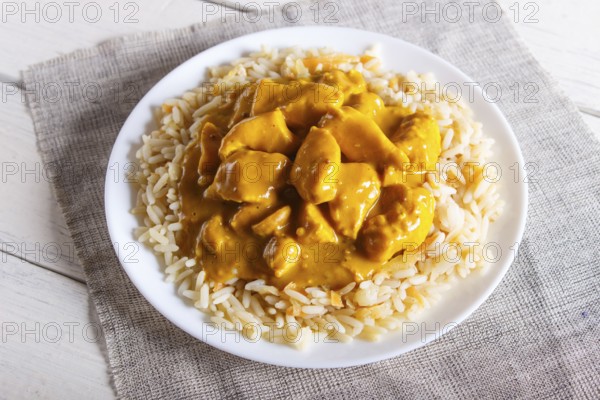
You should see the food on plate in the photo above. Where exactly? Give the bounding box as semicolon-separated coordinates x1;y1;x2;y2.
133;46;503;348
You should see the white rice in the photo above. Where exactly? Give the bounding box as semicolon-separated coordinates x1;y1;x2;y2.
133;45;504;349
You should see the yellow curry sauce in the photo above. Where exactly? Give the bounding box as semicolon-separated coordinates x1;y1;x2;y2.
178;69;441;289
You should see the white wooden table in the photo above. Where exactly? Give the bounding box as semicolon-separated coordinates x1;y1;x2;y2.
1;1;599;397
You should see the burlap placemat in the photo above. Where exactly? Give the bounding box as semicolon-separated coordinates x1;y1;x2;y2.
23;1;599;398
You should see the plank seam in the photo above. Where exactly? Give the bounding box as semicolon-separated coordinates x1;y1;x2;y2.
0;248;86;284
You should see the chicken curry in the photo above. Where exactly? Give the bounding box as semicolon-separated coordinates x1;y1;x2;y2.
178;69;441;289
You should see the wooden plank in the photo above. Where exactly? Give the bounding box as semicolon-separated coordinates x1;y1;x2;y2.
0;95;84;281
498;0;600;113
0;0;213;78
0;254;114;398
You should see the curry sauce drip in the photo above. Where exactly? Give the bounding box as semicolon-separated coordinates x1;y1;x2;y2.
178;69;441;289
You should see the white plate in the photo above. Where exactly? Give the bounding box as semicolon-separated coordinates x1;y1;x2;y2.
105;26;528;368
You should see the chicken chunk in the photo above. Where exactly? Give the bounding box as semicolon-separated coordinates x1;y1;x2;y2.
319;106;409;171
263;236;301;277
319;69;366;100
219;109;299;160
251;79;345;129
280;82;345;129
348;92;385;119
207;150;291;203
229;202;277;234
290;127;341;204
296;203;338;244
388;112;441;171
200;215;234;255
197;122;224;186
360;185;435;262
373;105;412;136
251;79;291;115
229;84;257;127
252;205;292;237
329;163;381;239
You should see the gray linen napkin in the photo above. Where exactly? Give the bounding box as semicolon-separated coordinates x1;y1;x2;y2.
23;0;600;398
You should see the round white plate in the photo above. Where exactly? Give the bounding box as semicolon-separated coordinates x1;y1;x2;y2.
105;26;527;368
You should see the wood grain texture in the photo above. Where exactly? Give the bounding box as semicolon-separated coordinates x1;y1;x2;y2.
0;253;115;398
0;95;84;281
498;0;600;113
0;0;211;78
